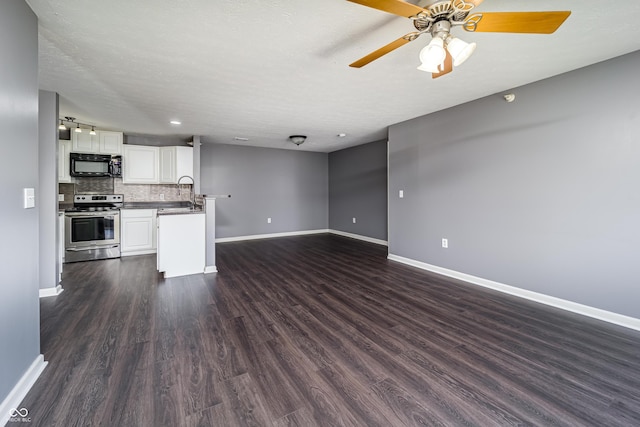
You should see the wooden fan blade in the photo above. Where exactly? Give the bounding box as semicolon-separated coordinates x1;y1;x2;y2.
347;0;427;18
349;34;416;68
432;50;453;79
465;11;571;34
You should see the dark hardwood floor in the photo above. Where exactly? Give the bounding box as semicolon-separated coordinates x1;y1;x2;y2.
21;234;640;426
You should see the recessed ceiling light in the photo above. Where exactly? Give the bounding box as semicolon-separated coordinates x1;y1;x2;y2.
337;133;347;138
170;120;181;125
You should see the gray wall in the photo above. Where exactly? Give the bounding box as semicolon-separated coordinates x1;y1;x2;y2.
329;140;388;241
39;90;59;290
0;0;41;401
200;144;328;238
388;51;640;319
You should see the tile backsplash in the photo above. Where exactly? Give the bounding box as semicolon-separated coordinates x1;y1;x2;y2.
114;179;192;202
58;178;192;203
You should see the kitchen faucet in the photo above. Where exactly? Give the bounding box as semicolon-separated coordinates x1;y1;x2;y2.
177;175;195;208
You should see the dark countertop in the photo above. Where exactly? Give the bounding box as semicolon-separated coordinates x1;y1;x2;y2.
122;201;193;209
156;208;205;216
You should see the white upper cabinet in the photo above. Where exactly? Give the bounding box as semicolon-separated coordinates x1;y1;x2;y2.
72;130;123;155
99;131;123;154
58;140;72;183
71;131;99;153
159;146;193;184
122;145;159;184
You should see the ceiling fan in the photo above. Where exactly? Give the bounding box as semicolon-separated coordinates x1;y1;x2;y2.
348;0;571;78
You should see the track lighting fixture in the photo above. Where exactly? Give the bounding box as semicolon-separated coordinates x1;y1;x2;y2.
58;117;99;135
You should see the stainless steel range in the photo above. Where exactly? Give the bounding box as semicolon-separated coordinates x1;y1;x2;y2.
64;194;123;263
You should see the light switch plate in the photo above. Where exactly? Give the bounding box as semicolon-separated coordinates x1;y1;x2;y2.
399;190;404;198
58;194;65;202
24;188;35;209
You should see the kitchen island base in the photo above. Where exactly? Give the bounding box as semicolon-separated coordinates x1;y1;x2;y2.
157;212;205;278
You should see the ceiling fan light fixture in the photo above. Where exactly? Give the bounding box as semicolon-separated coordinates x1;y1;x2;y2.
446;37;476;67
417;37;446;73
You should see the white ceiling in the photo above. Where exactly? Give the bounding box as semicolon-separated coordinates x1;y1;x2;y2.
26;0;640;152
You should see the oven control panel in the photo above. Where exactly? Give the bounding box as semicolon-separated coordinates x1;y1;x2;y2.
74;194;123;203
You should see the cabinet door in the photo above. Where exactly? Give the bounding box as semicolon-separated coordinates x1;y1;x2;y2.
58;140;72;183
122;145;159;184
159;146;193;184
159;147;176;184
99;131;123;154
72;131;99;153
121;209;157;255
175;146;194;181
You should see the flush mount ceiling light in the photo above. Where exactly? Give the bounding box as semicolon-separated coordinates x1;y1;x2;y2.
289;135;307;146
170;120;181;125
347;0;571;79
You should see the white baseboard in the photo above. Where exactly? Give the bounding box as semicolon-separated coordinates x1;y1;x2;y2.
329;229;388;246
39;285;63;298
0;355;47;426
121;249;157;257
204;266;218;274
388;253;640;332
216;229;329;243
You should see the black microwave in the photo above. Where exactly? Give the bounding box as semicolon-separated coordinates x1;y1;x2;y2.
70;153;122;177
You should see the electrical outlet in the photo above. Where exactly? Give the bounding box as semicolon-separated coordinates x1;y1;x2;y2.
267;217;271;224
58;194;65;202
159;194;165;200
399;190;404;198
442;238;448;249
352;217;356;224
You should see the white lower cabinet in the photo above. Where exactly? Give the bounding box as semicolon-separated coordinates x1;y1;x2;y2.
58;212;64;281
121;209;157;256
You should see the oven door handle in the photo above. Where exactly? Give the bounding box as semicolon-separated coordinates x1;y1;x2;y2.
66;245;120;251
64;216;120;219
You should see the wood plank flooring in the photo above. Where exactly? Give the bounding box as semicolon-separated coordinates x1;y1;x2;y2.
21;234;640;426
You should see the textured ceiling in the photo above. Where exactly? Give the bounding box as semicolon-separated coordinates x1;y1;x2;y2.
26;0;640;152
